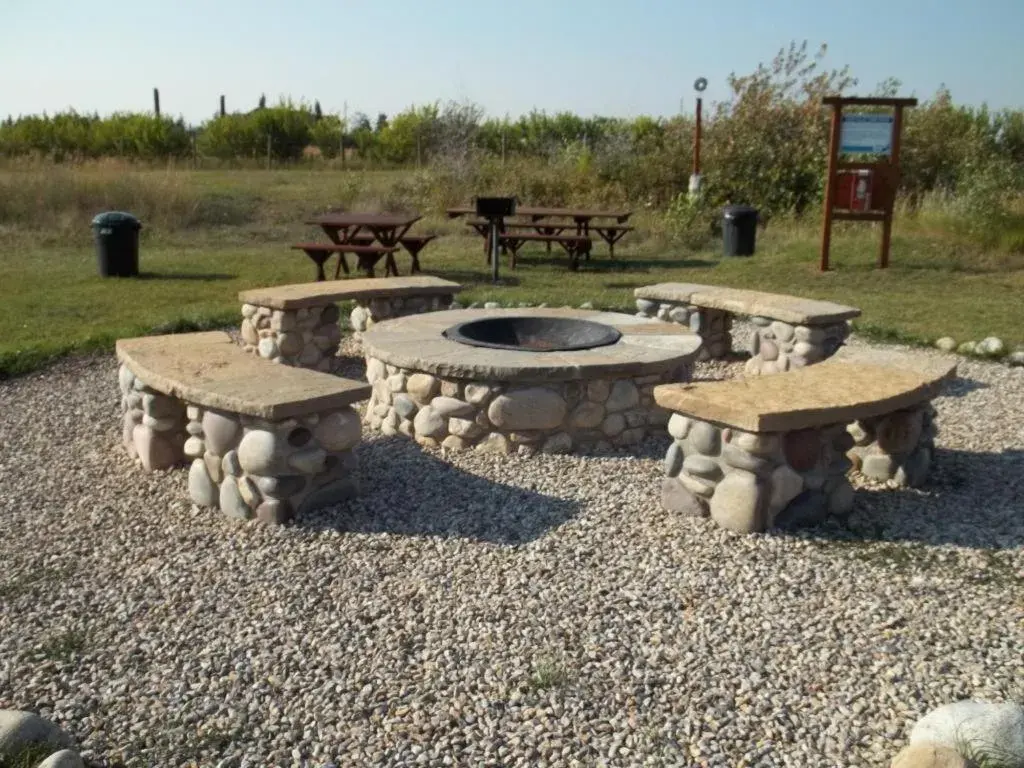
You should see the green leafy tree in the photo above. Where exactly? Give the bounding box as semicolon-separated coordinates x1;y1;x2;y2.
310;114;344;158
702;41;857;216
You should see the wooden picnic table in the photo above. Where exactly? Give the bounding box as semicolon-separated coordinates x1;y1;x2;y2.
305;212;423;277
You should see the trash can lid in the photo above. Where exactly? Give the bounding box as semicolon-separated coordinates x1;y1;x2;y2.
722;204;758;218
91;211;141;228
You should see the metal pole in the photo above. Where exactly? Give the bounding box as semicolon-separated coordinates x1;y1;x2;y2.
490;218;500;283
693;97;702;175
688;97;703;199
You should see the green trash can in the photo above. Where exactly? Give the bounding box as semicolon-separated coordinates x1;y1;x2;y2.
722;204;758;257
92;211;142;277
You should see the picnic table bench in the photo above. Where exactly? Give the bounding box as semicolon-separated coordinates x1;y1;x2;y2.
463;220;592;269
298;211;432;279
451;205;633;257
498;233;592;270
291;242;399;280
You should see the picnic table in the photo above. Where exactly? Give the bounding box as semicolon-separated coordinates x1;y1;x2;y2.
448;205;634;259
305;212;423;278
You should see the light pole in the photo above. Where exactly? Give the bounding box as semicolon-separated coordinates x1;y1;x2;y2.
689;77;708;200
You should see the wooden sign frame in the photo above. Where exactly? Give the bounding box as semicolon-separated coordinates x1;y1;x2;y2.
819;96;917;271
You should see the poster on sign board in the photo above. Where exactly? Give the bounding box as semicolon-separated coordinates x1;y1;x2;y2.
840;114;894;155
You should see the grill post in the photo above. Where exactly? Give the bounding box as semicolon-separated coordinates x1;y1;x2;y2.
475;197;517;284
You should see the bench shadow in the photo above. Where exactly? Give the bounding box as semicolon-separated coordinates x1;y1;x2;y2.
135;271;235;282
774;447;1024;553
430;268;522;287
296;436;580;545
940;375;990;398
331;350;367;381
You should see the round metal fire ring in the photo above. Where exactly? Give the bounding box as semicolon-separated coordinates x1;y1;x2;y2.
442;315;622;352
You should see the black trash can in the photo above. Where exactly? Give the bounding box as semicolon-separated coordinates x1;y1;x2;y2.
92;211;142;277
722;204;758;257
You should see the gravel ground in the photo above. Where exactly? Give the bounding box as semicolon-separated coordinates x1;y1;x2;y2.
1;324;1022;768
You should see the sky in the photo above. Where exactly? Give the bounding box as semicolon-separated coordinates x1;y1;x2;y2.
1;0;1021;125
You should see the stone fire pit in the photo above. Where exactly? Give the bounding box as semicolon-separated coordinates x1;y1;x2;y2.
360;308;702;455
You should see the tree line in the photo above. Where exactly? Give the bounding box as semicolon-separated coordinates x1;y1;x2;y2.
2;43;1021;217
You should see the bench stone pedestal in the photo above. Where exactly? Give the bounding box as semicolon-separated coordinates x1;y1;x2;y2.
654;355;955;533
182;403;361;524
635;283;861;373
636;300;732;360
116;331;371;525
661;415;855;533
746;316;851;375
119;365;188;471
348;292;455;334
848;403;937;487
241;303;344;372
119;362;362;524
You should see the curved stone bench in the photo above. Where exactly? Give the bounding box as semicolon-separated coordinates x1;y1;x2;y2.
653;356;956;533
238;276;463;372
634;282;861;375
116;331;371;524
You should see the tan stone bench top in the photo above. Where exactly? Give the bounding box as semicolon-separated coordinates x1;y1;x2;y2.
654;357;956;433
239;276;463;311
116;331;370;419
635;282;861;325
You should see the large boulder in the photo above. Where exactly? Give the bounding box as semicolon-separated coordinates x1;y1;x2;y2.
0;710;75;758
37;750;86;768
487;388;567;431
909;701;1024;765
890;743;969;768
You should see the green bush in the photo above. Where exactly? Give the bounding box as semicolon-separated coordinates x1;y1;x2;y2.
0;111;190;160
310;115;344;159
197;103;313;162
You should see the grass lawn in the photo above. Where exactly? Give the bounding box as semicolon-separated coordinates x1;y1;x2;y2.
1;168;1022;378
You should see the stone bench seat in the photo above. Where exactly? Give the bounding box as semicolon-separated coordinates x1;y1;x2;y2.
116;331;371;524
238;276;463;370
653;355;956;533
635;282;861;374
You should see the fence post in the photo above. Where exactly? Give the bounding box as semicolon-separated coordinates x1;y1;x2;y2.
220;95;226;117
266;134;272;170
342;101;348;171
153;88;160;117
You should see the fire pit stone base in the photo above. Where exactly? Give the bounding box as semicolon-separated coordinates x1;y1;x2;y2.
363;358;690;454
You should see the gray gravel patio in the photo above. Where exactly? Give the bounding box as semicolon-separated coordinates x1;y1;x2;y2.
1;327;1022;768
